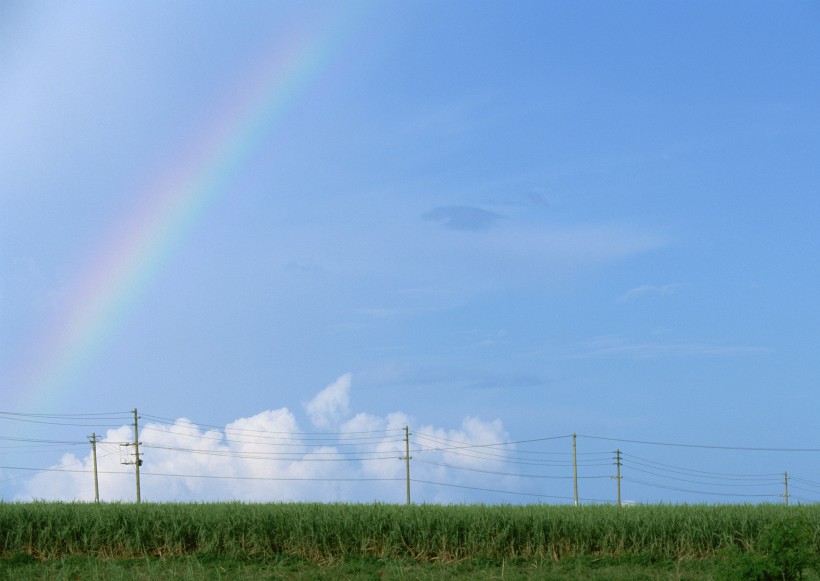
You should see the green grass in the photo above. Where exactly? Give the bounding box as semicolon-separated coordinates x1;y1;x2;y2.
0;553;748;580
1;502;818;579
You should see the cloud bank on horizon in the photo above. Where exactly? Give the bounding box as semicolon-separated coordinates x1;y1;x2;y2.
17;374;514;503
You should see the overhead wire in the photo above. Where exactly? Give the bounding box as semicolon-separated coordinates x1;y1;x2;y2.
621;452;784;480
0;416;132;428
412;437;611;467
790;476;820;489
139;471;403;483
624;477;781;498
411;478;574;501
623;465;782;489
413;431;573;450
0;411;133;418
617;452;785;497
0;462;131;478
580;434;820;453
411;432;609;463
413;458;611;480
141;424;405;448
0;442;89;454
139;413;404;437
790;485;820;496
139;443;403;461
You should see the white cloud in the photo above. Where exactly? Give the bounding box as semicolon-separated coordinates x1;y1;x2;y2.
305;372;352;429
14;374;525;504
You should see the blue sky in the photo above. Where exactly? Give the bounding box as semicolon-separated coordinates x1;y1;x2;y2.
1;1;819;504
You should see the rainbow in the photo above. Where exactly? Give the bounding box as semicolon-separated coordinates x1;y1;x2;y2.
7;11;359;411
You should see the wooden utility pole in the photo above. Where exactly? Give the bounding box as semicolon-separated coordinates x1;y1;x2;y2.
133;408;141;504
572;433;579;507
613;449;622;508
784;472;790;506
89;432;99;502
403;426;412;505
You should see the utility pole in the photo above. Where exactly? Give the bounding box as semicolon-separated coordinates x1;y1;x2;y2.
612;449;622;508
132;408;142;504
784;472;790;506
572;433;579;507
119;409;143;503
89;432;99;502
401;426;412;505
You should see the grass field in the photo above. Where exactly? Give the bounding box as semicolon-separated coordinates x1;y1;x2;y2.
1;502;818;579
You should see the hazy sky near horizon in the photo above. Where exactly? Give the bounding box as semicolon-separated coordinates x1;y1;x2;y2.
1;1;819;504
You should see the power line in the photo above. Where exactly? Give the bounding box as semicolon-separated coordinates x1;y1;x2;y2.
141;424;405;447
0;465;403;483
141;471;404;483
0;465;131;477
139;413;404;437
0;452;122;485
412;434;584;462
414;458;611;480
621;452;784;480
416;448;608;467
0;411;133;418
0;416;132;428
411;478;575;501
0;436;88;445
411;442;611;467
579;434;820;452
790;485;820;496
625;477;780;498
139;443;402;461
790;476;820;488
624;465;782;488
413;431;572;450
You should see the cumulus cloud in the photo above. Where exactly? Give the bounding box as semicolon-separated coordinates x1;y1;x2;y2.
306;372;351;429
14;374;519;503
